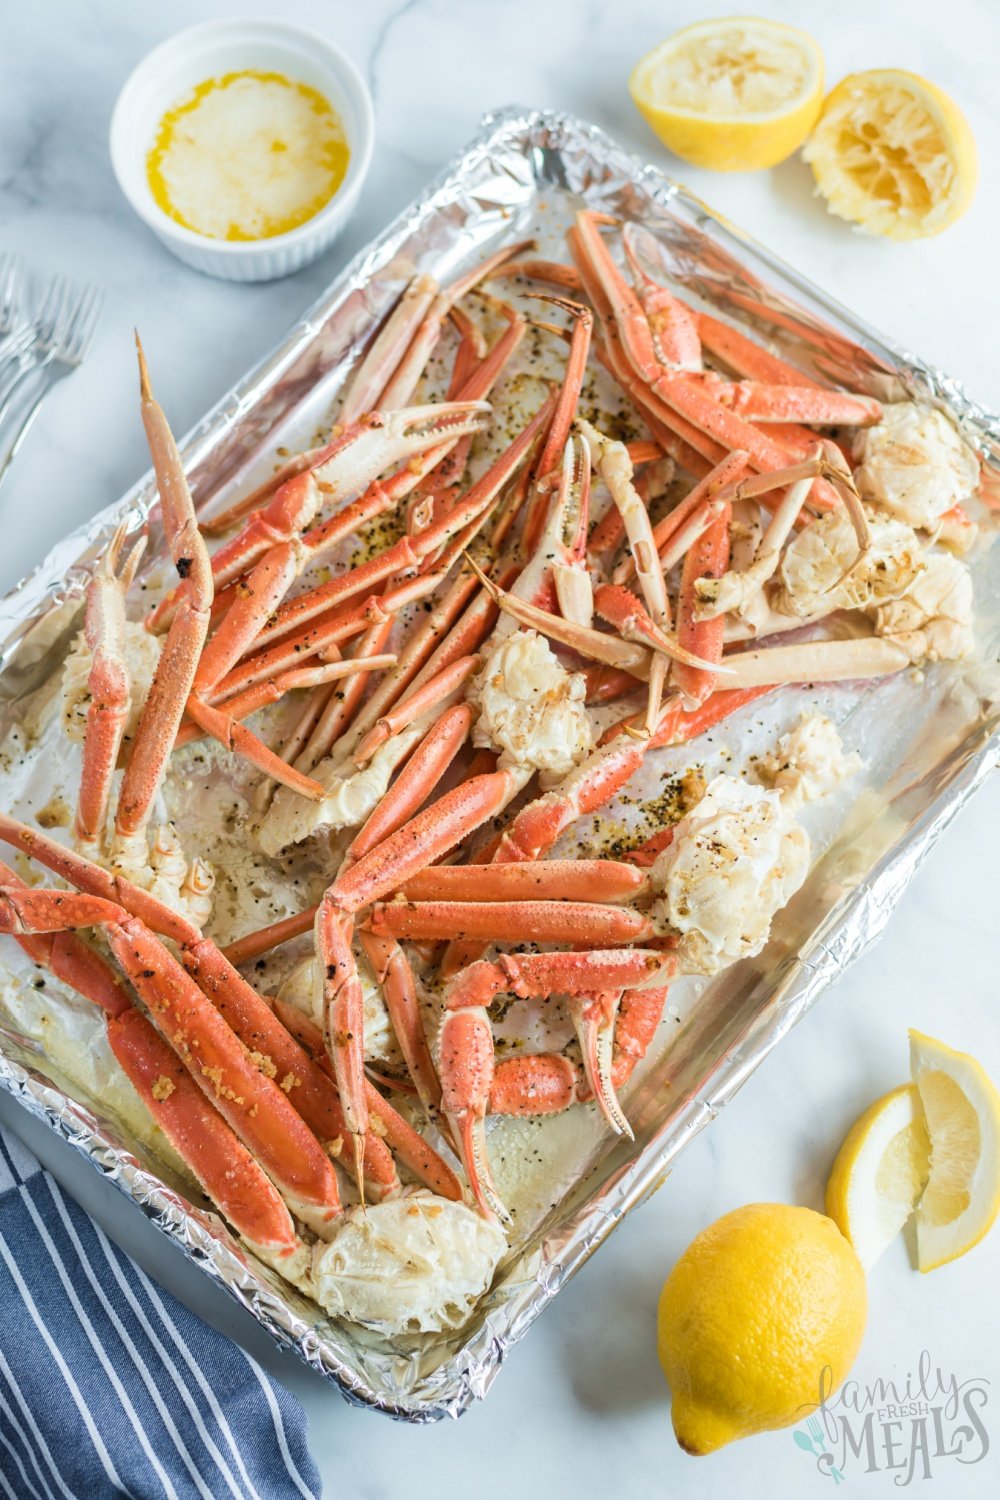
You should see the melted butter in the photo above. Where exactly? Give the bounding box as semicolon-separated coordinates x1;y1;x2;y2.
147;70;350;242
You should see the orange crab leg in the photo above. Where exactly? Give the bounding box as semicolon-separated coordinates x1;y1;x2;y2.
330;562;490;761
621;222;701;372
439;1007;502;1219
356;930;444;1122
489;1052;580;1117
366;899;656;945
695;308;825;388
74;523;145;852
521;296;593;554
571;214;843;508
399;857;648;904
711;380;882;427
567;989;632;1135
174;655;397;750
210;571;436;704
615;449;748;584
115;339;214;843
317;767;521;1174
182;697;328;800
248;398;550;654
671;499;732;707
352;654;480;766
341;272;440;423
348;702;473;861
15;886;302;1254
222;906;318;967
0;884;340;1217
292;618;397;775
440;949;674;1220
106;1008;301;1253
378;238;533;410
446;949;674;1009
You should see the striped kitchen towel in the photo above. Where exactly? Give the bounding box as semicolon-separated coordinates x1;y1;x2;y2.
0;1121;321;1499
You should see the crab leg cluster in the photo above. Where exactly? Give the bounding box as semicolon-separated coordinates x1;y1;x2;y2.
3;216;982;1266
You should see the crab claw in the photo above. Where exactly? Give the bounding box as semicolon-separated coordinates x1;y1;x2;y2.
313;400;493;493
621;223;702;373
439;1007;511;1224
568;990;633;1138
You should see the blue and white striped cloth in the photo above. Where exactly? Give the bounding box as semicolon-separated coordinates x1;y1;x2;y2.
0;1122;322;1499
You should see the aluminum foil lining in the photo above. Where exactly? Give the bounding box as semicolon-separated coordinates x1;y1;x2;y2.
1;107;999;1422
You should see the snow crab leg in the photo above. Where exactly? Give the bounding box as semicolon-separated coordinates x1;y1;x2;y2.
440;949;675;1221
0;817;455;1207
315;768;527;1185
0;862;299;1255
73;523;145;855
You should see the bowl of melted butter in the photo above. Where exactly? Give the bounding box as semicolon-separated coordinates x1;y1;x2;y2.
111;20;374;281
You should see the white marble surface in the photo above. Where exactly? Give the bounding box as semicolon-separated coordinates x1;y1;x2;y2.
1;1;999;1495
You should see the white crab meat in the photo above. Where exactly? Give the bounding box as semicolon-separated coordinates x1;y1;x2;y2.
108;823;215;927
310;1191;507;1335
759;712;862;809
275;952;404;1068
256;725;424;858
875;550;975;663
651;775;811;976
853;402;979;530
775;509;926;619
471;629;594;785
61;619;161;746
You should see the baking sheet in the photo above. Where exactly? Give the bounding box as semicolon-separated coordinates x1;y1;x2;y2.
1;106;998;1420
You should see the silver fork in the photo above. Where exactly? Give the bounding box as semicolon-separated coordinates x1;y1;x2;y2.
0;278;103;488
0;253;30;376
0;274;73;416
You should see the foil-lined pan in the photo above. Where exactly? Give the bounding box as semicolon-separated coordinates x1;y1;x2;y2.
1;107;999;1420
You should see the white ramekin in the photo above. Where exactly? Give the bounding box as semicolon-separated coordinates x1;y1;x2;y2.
110;19;374;282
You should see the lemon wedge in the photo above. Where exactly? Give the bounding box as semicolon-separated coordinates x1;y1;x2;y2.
826;1084;930;1271
802;70;978;239
629;17;825;172
909;1030;1000;1271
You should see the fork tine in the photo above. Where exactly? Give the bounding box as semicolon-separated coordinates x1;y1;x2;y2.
36;274;71;348
61;285;103;364
0;254;26;333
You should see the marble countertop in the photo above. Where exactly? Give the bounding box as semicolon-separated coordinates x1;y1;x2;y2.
1;1;998;1495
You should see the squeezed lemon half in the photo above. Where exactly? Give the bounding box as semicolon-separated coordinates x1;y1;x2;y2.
147;70;350;242
802;69;978;239
629;17;825;171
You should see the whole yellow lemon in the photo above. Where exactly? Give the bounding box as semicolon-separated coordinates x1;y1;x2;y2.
657;1203;867;1454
